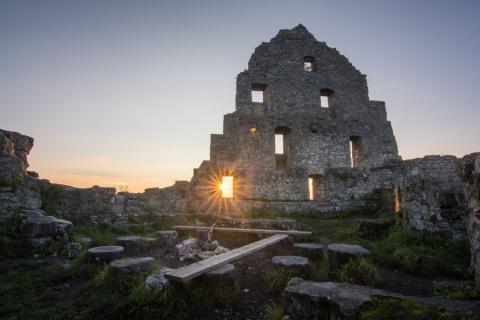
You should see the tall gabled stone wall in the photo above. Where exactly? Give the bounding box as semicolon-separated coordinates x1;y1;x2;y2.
191;25;399;211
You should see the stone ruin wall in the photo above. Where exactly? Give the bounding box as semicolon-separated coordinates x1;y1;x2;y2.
189;25;399;212
0;26;476;244
0;129;190;226
461;153;480;285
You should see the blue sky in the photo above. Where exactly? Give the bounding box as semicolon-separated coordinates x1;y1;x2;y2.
1;0;479;192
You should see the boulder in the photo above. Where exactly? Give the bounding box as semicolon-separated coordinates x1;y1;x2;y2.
116;236;157;255
283;278;400;319
156;230;178;247
327;244;370;268
293;243;324;260
88;246;124;263
358;219;394;239
272;256;310;273
20;210;73;239
176;238;202;261
144;267;174;293
110;257;155;273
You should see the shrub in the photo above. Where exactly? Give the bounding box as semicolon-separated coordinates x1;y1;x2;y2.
370;227;470;278
392;247;420;272
337;258;379;286
264;267;299;294
433;281;480;300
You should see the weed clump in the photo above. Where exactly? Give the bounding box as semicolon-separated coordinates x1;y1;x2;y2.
433;281;480;300
337;258;380;286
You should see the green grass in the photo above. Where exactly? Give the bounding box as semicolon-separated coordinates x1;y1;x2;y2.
251;209;470;279
0;215;32;259
359;297;480;320
368;227;470;278
264;304;286;320
433;281;480;300
336;258;380;286
0;249;240;320
263;267;301;294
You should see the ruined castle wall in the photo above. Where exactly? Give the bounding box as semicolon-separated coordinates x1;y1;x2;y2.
194;26;400;207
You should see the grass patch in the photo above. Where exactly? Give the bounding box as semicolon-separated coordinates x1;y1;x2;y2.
369;227;470;278
0;214;32;259
433;281;480;300
264;304;285;320
359;297;480;320
252;210;470;279
336;258;380;286
263;267;301;294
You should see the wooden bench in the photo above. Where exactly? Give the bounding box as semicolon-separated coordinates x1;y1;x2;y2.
166;233;289;282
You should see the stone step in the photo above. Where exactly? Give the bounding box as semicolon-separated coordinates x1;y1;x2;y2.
272;255;310;272
327;243;370;268
293;243;324;260
88;246;124;263
110;257;155;273
116;236;157;255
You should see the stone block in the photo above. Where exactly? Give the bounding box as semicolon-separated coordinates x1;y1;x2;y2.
88;246;124;263
293;243;324;260
327;243;370;268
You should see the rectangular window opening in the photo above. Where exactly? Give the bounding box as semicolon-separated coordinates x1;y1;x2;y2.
320;95;330;108
251;90;264;103
251;83;266;103
349;136;363;168
220;176;233;198
304;56;315;72
275;134;284;154
308;177;314;200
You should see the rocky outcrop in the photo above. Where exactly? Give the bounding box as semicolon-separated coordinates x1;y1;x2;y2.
283;278;401;319
0;129;33;186
460;152;480;286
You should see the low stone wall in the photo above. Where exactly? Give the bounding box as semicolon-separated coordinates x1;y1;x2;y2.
400;156;468;240
0;128;476;243
461;152;480;286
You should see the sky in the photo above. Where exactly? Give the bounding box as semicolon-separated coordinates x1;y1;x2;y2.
1;0;479;192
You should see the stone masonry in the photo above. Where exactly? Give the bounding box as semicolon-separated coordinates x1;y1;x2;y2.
0;25;477;243
190;25;399;213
